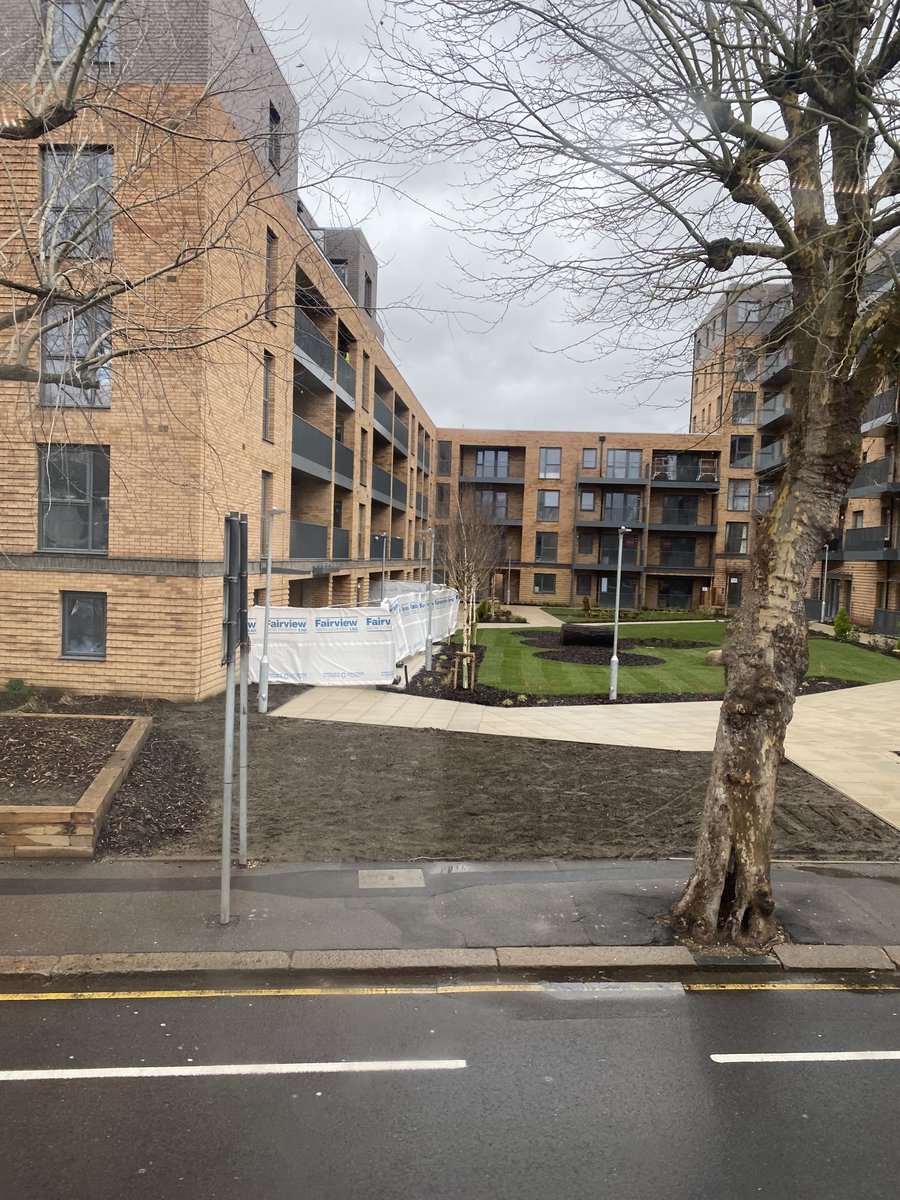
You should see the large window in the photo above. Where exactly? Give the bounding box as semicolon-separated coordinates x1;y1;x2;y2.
603;491;642;524
262;351;274;441
536;489;560;521
732;391;756;424
538;446;562;479
606;449;643;479
736;300;760;324
435;482;450;518
727;479;751;511
475;448;509;478
268;102;282;170
725;522;749;554
41;303;111;407
42;146;113;258
533;573;557;594
734;347;757;381
755;481;775;514
437;440;452;475
265;229;278;320
575;574;593;596
535;532;558;562
47;2;117;63
730;435;754;468
61;591;107;659
661;495;698;525
475;489;508;519
38;444;109;552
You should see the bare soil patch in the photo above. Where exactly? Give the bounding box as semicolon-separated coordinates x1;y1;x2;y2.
0;716;129;806
12;687;899;863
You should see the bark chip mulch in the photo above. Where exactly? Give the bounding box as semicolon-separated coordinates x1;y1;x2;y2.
0;715;129;806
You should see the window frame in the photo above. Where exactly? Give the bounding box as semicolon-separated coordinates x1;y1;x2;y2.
605;449;643;480
727;479;752;511
731;391;756;424
581;447;598;470
60;590;107;660
40;302;112;408
38;443;110;554
264;228;278;321
533;572;557;595
260;470;274;557
534;531;558;563
262;350;274;442
47;2;117;65
536;489;560;522
730;435;754;469
268;102;282;171
724;521;749;555
579;490;596;512
41;144;114;260
538;446;562;479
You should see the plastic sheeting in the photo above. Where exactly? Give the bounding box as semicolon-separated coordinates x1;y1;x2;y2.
246;587;459;686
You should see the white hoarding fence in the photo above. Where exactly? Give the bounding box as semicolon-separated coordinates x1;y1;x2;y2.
246;588;459;687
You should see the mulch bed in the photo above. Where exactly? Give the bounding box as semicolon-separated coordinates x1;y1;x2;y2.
5;680;895;863
0;716;129;806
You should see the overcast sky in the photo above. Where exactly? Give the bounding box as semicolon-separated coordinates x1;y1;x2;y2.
254;0;698;433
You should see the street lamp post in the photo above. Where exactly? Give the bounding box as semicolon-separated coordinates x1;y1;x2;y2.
425;527;435;670
609;525;631;702
257;506;286;715
373;532;387;601
506;544;512;605
820;539;830;623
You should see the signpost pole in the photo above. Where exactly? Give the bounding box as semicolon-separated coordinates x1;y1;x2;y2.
220;513;240;925
237;514;249;868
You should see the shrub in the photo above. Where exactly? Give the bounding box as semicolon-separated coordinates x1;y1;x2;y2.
501;697;514;706
4;677;33;707
476;600;491;622
516;694;528;703
833;608;852;641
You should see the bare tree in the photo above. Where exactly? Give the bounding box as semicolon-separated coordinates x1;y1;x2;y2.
436;492;506;685
378;0;900;945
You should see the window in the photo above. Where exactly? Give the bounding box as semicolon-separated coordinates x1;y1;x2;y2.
535;532;558;562
581;447;597;470
41;303;111;407
261;351;274;441
333;499;343;528
435;482;450;518
575;575;592;596
577;532;594;555
364;272;374;313
475;489;508;519
580;491;596;512
533;573;557;594
61;591;107;659
756;481;775;514
260;471;273;557
727;479;751;511
357;504;366;557
536;489;560;521
604;492;642;525
732;391;756;424
359;429;368;485
852;510;864;528
538;446;562;479
47;2;116;64
42;146;113;258
361;351;370;410
264;229;278;320
736;300;760;324
725;522;749;554
330;258;348;286
734;347;757;381
730;435;754;468
38;445;109;552
476;448;509;478
437;440;452;476
661;495;698;524
606;449;643;479
268;102;282;170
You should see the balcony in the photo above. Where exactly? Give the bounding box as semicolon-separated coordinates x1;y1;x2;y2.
650;508;714;533
757;440;786;473
373;394;393;440
459;469;526;484
370;464;392;505
294;309;334;385
650;456;718;487
390;536;405;560
841;525;900;559
646;552;711;573
758;392;792;432
601;505;643;527
333;440;354;490
391;476;408;510
332;527;350;558
290;521;328;558
335;355;356;409
861;387;898;433
598;548;641;567
873;608;900;636
370;533;388;559
847;456;900;497
393;420;409;456
760;344;793;386
291;414;332;482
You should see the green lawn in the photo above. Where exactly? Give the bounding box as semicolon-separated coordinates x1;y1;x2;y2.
470;624;900;696
541;606;719;624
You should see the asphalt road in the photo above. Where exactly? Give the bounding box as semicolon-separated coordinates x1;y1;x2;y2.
1;978;900;1199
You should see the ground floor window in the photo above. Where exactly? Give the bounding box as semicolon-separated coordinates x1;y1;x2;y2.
533;573;557;594
61;591;106;659
575;574;593;596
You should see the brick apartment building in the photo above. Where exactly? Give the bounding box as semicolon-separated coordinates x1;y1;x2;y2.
0;0;434;700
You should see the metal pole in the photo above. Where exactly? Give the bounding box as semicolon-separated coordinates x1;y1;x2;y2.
257;507;284;713
506;548;511;605
425;528;434;670
609;526;629;702
381;535;387;599
220;657;236;924
820;541;829;623
237;514;249;868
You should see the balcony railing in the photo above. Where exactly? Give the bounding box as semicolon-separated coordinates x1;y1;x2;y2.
392;476;408;508
760;344;793;384
390;536;405;560
332;527;350;558
393;420;409;453
333;440;354;486
843;525;890;551
861;387;898;429
336;355;356;404
294;309;334;379
757;440;785;471
290;520;328;558
373;394;393;437
292;414;333;473
755;489;775;514
873;608;900;636
603;506;642;526
371;464;392;504
370;533;388;559
759;393;791;425
651;455;718;482
850;457;891;489
657;508;702;526
599;548;640;566
656;551;699;568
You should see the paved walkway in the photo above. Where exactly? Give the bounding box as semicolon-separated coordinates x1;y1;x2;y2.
275;680;900;831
